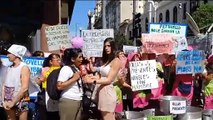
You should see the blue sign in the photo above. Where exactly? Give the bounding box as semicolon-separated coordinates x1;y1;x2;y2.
176;50;205;74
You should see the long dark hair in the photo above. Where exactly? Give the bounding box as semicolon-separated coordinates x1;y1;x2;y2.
62;48;82;66
102;37;117;65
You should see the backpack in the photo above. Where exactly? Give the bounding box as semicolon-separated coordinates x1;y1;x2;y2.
46;68;62;100
70;66;101;119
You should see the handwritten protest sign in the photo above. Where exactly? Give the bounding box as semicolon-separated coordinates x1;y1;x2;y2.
45;24;71;51
149;23;188;37
81;29;114;57
123;45;138;54
148;115;173;120
141;33;175;54
129;60;158;91
176;50;205;74
170;101;186;114
0;56;44;98
172;36;188;53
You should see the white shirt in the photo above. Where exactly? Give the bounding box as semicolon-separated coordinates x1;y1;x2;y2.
57;66;83;101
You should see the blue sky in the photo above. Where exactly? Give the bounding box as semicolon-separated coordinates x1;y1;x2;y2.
69;0;96;37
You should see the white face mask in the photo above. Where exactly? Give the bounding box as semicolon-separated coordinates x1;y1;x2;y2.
1;57;13;67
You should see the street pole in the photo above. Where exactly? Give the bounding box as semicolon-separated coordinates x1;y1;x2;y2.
133;0;136;46
102;0;106;29
148;0;152;23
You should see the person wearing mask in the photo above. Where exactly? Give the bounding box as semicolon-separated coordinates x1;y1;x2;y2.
0;59;8;120
84;38;121;120
3;44;30;120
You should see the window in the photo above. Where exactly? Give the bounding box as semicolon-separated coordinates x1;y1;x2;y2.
159;13;163;22
145;17;148;32
183;3;187;19
173;6;177;23
165;10;170;22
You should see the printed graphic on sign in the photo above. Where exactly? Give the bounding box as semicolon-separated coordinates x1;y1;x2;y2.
176;50;205;74
45;24;71;51
141;33;175;54
170;101;186;114
81;29;114;57
172;36;188;53
129;60;158;91
123;45;138;55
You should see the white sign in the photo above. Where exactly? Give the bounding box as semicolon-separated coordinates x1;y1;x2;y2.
149;23;188;36
172;36;188;53
129;60;158;91
170;101;186;114
81;29;114;57
123;45;138;54
45;24;71;51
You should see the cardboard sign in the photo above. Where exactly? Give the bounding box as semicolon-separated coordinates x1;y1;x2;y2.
123;45;138;54
149;23;188;37
81;29;114;57
148;115;173;120
172;36;188;53
0;56;44;98
176;50;205;74
129;60;158;91
170;101;186;114
45;24;71;51
141;33;175;54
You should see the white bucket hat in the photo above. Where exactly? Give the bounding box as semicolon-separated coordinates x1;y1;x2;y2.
7;44;27;59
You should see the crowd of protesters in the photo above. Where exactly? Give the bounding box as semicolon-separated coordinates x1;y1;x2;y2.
0;25;212;120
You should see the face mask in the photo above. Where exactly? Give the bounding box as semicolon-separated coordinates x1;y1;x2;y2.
1;57;13;67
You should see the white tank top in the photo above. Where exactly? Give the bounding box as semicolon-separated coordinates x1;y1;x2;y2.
4;62;27;101
100;64;115;84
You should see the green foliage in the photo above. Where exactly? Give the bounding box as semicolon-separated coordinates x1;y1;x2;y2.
114;34;133;50
192;4;213;28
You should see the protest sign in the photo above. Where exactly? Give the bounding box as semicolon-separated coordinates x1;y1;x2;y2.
0;55;44;98
45;24;71;51
123;45;138;54
170;101;186;114
147;115;173;120
176;50;205;74
149;23;188;37
172;36;188;53
141;33;175;54
129;60;158;91
81;29;114;57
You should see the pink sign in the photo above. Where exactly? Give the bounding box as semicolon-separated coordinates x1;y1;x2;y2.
141;33;175;54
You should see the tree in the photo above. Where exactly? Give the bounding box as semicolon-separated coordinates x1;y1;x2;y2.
192;4;213;29
114;34;133;50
